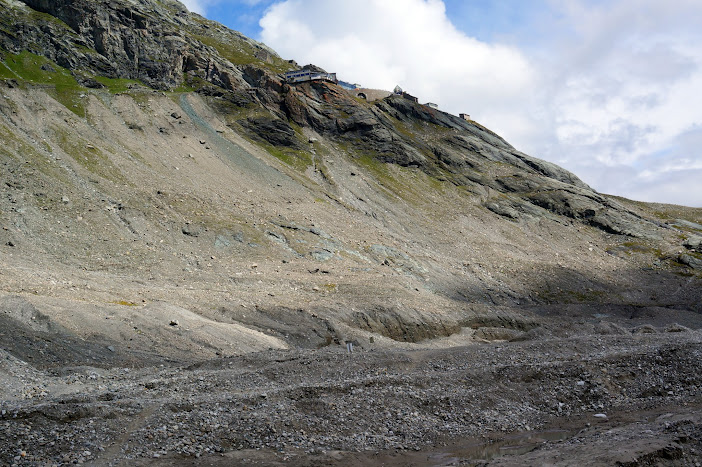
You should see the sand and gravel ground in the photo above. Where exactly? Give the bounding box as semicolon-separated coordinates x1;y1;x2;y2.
2;83;702;466
2;324;701;466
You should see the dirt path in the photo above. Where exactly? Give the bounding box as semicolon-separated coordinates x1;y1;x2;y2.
93;402;162;467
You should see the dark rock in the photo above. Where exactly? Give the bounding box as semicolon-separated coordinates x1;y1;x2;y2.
665;323;691;333
7;0;259;91
633;324;658;334
349;306;459;342
232;232;245;243
678;254;702;270
301;64;327;73
485;201;520;220
182;224;203;237
242;117;300;148
683;235;702;252
75;75;105;89
374;142;427;168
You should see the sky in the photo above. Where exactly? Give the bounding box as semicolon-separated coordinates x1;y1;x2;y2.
179;0;702;207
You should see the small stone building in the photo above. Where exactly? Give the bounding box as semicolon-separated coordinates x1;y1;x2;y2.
349;88;392;102
401;92;418;103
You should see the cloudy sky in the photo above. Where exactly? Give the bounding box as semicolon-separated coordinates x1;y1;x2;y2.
179;0;702;207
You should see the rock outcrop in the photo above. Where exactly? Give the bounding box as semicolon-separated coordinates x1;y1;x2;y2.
0;0;666;239
1;0;283;90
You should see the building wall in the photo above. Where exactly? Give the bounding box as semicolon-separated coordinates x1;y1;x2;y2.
349;88;393;102
284;70;337;84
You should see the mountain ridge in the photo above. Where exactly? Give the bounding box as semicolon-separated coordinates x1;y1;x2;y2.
0;0;700;335
0;1;702;463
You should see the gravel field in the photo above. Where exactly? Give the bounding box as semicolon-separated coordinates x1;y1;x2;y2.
2;328;701;466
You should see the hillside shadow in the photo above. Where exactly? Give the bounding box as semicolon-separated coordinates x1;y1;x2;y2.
438;263;702;332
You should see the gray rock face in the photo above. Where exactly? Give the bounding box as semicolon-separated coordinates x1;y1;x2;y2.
674;219;702;231
1;5;702;465
679;254;702;270
485;201;520;220
242;117;300;148
4;0;275;90
270;78;658;237
684;235;702;252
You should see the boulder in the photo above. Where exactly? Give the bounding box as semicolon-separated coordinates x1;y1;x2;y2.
678;254;702;270
683;235;702;252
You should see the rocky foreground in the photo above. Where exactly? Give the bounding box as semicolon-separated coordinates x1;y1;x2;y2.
2;317;702;466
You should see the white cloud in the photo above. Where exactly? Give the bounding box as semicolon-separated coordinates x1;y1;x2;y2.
257;0;702;206
178;0;267;15
530;0;702;205
260;0;537;147
177;0;202;13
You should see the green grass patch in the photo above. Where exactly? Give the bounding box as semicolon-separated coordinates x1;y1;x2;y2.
194;34;257;66
51;125;127;183
209;95;264;123
192;34;292;74
0;50;76;86
0;123;71;181
94;76;144;94
266;145;313;171
48;87;87;118
170;74;197;93
355;152;418;199
0;49;90;117
25;7;73;29
387;114;420;140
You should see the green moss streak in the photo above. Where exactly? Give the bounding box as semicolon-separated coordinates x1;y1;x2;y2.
94;76;144;94
192;34;292;74
266;145;313;171
51;126;127;184
0;124;71;183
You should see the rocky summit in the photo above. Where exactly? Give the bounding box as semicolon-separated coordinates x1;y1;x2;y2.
0;0;701;465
